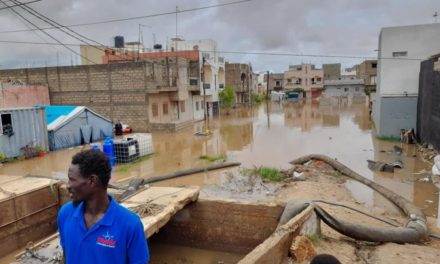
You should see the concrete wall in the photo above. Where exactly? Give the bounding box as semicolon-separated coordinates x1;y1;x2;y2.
323;63;341;80
0;59;192;132
0;83;50;108
225;63;254;104
376;96;418;137
374;23;440;136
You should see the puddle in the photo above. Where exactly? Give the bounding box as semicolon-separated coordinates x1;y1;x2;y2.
0;97;438;220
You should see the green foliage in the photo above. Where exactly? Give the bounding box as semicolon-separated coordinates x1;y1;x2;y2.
114;154;152;172
0;153;5;162
376;135;400;142
200;154;227;162
288;88;304;93
256;167;284;182
219;86;235;111
36;145;45;152
252;94;266;103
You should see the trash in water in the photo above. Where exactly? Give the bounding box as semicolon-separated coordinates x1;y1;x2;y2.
419;176;431;182
392;160;404;169
393;145;403;156
367;160;394;173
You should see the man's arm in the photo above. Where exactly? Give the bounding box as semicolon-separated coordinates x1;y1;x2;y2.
127;218;150;264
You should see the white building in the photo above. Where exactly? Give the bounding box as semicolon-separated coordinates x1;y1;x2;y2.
323;79;365;97
169;38;225;117
373;23;440;137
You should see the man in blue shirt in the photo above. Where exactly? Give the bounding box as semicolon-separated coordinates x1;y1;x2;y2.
57;149;150;263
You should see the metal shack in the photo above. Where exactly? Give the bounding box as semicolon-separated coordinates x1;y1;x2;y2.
0;107;48;159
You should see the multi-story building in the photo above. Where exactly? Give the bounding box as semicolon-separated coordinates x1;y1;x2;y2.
323;63;341;80
283;64;324;98
266;73;284;92
373;23;440;137
225;63;255;104
356;60;377;93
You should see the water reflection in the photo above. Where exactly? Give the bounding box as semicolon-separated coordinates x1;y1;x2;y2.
0;98;438;219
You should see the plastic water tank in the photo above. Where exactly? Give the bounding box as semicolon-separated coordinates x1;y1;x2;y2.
103;137;115;167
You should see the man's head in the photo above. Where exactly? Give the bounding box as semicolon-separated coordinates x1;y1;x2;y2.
310;254;341;264
67;149;111;204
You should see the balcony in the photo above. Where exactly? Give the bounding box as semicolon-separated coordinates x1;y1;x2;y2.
203;83;211;89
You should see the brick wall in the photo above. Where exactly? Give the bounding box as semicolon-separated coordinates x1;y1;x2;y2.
0;59;191;131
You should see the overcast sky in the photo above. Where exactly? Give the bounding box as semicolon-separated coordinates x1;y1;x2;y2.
0;0;439;72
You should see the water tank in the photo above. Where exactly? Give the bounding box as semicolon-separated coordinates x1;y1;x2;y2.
114;36;125;48
103;137;115;167
153;44;162;50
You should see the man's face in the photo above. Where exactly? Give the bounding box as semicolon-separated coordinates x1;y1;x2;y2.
67;164;95;204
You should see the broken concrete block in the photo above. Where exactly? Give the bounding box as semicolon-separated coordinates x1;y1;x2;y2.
289;236;317;262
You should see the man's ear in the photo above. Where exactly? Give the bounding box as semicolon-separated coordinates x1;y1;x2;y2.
90;175;99;187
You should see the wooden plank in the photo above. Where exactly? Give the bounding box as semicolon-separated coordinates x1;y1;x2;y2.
121;186;200;238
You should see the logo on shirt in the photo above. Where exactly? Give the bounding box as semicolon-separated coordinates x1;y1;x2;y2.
96;231;117;248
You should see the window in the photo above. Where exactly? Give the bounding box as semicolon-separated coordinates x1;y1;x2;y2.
372;63;377;68
317;77;322;82
355;87;360;92
189;78;198;85
196;101;199;111
392;51;407;57
152;104;158;117
370;75;377;85
276;80;281;86
163;103;168;115
1;113;12;135
344;88;349;92
180;101;186;113
287;78;292;83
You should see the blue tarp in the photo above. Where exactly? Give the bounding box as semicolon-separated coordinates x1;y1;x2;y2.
35;105;76;125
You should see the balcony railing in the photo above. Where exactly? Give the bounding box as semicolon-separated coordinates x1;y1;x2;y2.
203;83;211;89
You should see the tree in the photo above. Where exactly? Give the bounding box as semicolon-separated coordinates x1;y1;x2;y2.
219;86;235;114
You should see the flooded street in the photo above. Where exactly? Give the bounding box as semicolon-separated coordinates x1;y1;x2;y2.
0;98;438;220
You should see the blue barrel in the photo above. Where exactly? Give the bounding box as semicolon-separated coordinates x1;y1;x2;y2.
103;137;115;167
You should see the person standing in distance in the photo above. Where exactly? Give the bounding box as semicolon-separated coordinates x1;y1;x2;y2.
57;149;150;263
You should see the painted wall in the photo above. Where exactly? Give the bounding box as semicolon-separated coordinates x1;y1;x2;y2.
0;83;50;108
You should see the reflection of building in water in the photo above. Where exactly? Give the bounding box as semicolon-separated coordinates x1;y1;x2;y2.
284;101;344;131
219;122;253;151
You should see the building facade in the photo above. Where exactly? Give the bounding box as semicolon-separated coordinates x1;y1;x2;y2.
373;23;440;137
323;63;341;80
0;58;202;132
356;60;377;93
284;64;324;98
266;73;284;92
323;79;365;97
225;63;255;104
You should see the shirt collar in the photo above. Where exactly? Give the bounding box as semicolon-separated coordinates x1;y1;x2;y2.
72;196;117;227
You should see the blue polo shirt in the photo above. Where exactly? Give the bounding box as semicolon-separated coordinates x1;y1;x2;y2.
57;196;150;264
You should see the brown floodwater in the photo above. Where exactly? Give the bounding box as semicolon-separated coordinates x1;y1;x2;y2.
0;97;438;221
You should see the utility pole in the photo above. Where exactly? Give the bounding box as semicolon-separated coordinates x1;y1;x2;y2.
266;71;270;99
